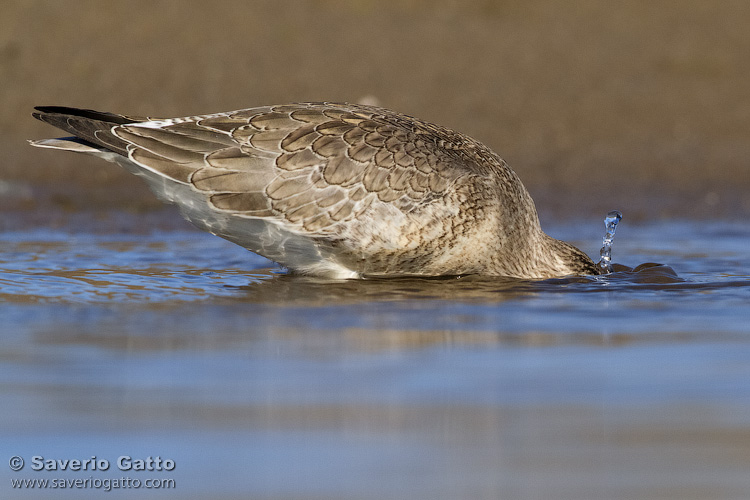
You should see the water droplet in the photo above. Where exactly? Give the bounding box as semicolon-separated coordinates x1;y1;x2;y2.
597;210;622;274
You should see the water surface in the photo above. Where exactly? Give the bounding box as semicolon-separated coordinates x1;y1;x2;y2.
2;218;750;499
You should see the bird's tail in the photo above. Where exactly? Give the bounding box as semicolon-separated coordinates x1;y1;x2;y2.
31;106;148;155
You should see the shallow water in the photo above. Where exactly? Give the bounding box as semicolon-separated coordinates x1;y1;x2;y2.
2;217;750;499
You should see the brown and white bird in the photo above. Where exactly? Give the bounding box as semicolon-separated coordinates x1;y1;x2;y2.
30;102;599;279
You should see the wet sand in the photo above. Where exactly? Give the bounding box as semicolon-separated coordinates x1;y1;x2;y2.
3;1;750;221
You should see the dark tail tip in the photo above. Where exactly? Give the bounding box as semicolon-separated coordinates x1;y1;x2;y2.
32;106;138;125
34;105;70;114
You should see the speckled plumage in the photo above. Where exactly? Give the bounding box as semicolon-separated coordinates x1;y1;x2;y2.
30;102;599;279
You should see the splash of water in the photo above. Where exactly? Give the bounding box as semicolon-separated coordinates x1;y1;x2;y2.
597;210;623;274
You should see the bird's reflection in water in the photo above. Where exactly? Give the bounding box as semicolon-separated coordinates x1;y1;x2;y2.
229;261;682;306
231;269;539;305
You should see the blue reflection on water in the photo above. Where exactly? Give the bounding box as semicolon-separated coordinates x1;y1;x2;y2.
2;219;750;499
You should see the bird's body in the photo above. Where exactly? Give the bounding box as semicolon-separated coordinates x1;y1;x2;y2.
30;102;599;279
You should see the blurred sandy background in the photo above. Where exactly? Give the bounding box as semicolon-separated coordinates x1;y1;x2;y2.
2;0;749;224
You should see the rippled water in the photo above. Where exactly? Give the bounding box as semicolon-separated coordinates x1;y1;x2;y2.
2;217;750;499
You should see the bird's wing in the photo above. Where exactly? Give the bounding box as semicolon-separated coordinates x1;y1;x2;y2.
113;102;486;234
